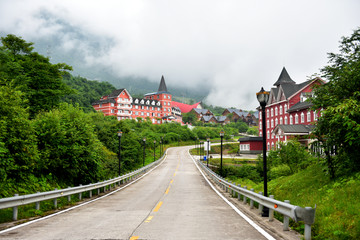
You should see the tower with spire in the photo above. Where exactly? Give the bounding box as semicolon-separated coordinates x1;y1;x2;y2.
144;75;172;119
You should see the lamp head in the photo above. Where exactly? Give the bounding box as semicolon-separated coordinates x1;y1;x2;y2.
118;130;122;137
256;87;270;106
220;130;225;137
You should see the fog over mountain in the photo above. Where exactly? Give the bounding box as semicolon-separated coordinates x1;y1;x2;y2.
1;0;359;109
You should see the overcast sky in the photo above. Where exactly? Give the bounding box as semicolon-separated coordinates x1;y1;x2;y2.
1;0;359;110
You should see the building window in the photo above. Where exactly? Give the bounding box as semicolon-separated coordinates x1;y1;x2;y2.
314;111;318;121
271;108;274;117
158;107;160;111
141;106;144;110
267;109;269;118
275;118;278;126
267;131;270;139
271;119;274;128
284;116;288;124
301;112;305;123
259;122;262;130
135;112;139;116
280;117;283;125
135;105;138;109
99;104;102;108
267;120;269;128
295;114;299;124
284;104;288;113
147;112;150;116
111;103;114;107
275;107;278;116
279;105;283;115
290;115;293;125
152;107;154;110
267;143;270;150
111;109;114;113
146;106;149;110
141;112;144;116
307;111;311;122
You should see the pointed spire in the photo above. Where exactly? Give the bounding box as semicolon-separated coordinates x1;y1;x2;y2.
158;75;168;93
273;67;295;86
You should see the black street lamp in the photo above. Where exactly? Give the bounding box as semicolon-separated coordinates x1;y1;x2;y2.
143;137;146;166
153;140;156;162
220;129;224;176
256;87;270;217
206;137;210;167
159;140;162;156
197;138;199;158
117;130;122;176
200;141;203;160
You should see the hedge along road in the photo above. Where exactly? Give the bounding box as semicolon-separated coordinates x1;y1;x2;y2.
0;146;275;240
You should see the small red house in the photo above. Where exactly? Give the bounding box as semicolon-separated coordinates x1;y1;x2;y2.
238;137;263;154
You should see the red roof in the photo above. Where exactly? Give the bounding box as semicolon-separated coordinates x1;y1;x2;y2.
172;101;201;113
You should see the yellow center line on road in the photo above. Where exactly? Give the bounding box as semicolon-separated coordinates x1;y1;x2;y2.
153;201;163;212
130;236;139;240
173;172;176;176
170;179;174;184
145;216;153;223
165;186;170;194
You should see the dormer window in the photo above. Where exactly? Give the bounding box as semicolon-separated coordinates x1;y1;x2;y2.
146;100;150;105
140;99;144;104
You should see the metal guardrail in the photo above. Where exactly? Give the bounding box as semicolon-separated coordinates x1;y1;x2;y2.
0;152;167;221
197;158;316;240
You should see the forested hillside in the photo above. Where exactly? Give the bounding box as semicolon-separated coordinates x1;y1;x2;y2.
61;73;116;112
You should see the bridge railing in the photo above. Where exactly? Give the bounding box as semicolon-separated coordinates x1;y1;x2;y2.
197;159;316;240
0;152;167;221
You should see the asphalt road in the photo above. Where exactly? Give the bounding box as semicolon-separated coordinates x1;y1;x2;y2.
0;146;273;240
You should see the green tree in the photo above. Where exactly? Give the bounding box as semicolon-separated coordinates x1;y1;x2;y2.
311;27;360;178
182;111;197;125
32;103;106;185
0;85;38;182
0;34;72;116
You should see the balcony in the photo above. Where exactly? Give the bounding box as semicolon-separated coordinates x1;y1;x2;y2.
117;111;131;117
117;104;132;110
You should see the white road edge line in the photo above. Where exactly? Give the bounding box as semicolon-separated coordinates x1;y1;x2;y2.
188;150;276;240
0;150;169;235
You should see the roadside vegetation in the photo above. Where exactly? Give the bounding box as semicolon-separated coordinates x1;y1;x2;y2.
195;28;360;239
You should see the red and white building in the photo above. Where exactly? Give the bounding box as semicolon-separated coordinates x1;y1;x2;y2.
258;67;324;150
92;76;182;124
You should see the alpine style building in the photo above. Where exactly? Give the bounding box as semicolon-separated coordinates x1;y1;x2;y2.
258;67;324;150
92;76;182;124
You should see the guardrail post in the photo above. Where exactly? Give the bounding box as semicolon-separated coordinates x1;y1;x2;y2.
97;188;100;195
89;189;92;198
237;184;241;201
304;207;313;240
250;189;254;209
67;187;71;202
269;195;274;221
53;188;58;208
283;200;290;231
36;192;40;210
13;194;18;221
79;185;82;200
243;186;247;204
258;192;263;214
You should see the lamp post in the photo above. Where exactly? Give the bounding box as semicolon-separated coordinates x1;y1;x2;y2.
153;140;156;162
159;140;162;156
256;87;270;217
161;136;164;155
220;130;224;176
199;141;202;159
197;138;199;158
117;130;122;176
206;137;210;167
143;137;146;166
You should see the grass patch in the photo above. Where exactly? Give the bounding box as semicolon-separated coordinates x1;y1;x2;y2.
231;164;360;239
